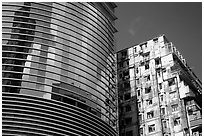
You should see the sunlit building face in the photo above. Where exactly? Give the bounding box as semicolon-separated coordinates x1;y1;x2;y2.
2;2;118;136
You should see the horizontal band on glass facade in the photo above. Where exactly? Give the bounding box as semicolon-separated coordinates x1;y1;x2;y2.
2;2;117;136
2;26;114;71
2;44;115;87
2;12;114;55
2;78;116;120
2;93;116;135
2;50;116;95
79;2;117;33
2;2;115;54
2;50;115;88
2;16;114;63
2;37;114;78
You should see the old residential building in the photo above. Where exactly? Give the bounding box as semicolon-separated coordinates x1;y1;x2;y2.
117;35;202;136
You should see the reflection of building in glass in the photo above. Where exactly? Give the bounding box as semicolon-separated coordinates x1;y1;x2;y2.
2;2;118;136
117;35;202;136
3;2;36;93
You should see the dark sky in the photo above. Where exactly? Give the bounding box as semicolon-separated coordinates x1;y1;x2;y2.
115;2;202;81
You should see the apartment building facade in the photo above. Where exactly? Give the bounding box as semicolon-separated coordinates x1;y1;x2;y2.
2;2;118;135
117;35;202;136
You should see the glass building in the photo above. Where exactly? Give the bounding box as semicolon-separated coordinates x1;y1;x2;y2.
2;2;118;136
117;35;202;136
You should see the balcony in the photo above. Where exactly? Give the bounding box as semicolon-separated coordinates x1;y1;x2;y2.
180;84;195;99
140;60;144;66
185;91;195;98
169;85;177;92
155;64;162;69
144;56;150;62
163;128;171;133
190;118;202;128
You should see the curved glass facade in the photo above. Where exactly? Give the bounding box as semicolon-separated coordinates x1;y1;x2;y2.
2;2;118;136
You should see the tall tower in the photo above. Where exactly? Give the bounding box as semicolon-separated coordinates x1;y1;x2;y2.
117;35;202;136
2;2;118;135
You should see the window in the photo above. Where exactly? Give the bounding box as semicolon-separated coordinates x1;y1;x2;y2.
145;63;149;70
126;130;133;136
170;91;177;99
136;79;140;84
153;38;158;44
188;109;193;116
160;95;164;102
135;53;139;57
186;99;194;106
143;52;150;61
161;107;165;115
147;75;150;81
139;45;142;50
140;127;143;136
138;102;141;109
168;78;175;86
121;51;127;57
192;132;200;136
147;111;154;119
125;117;132;125
126;60;129;66
136;68;139;74
162;120;167;129
78;102;89;111
159;83;162;89
192;112;199;120
63;97;76;106
137;89;140;96
145;86;151;93
51;94;62;101
174;117;180;126
3;72;22;79
171;104;178;112
144;43;147;48
138;114;142;123
148;124;155;133
134;47;137;53
157;70;161;77
155;58;161;65
144;75;150;81
124;93;131;101
123;70;129;80
124;82;130;89
162;68;166;73
125;105;131;112
146;99;153;106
